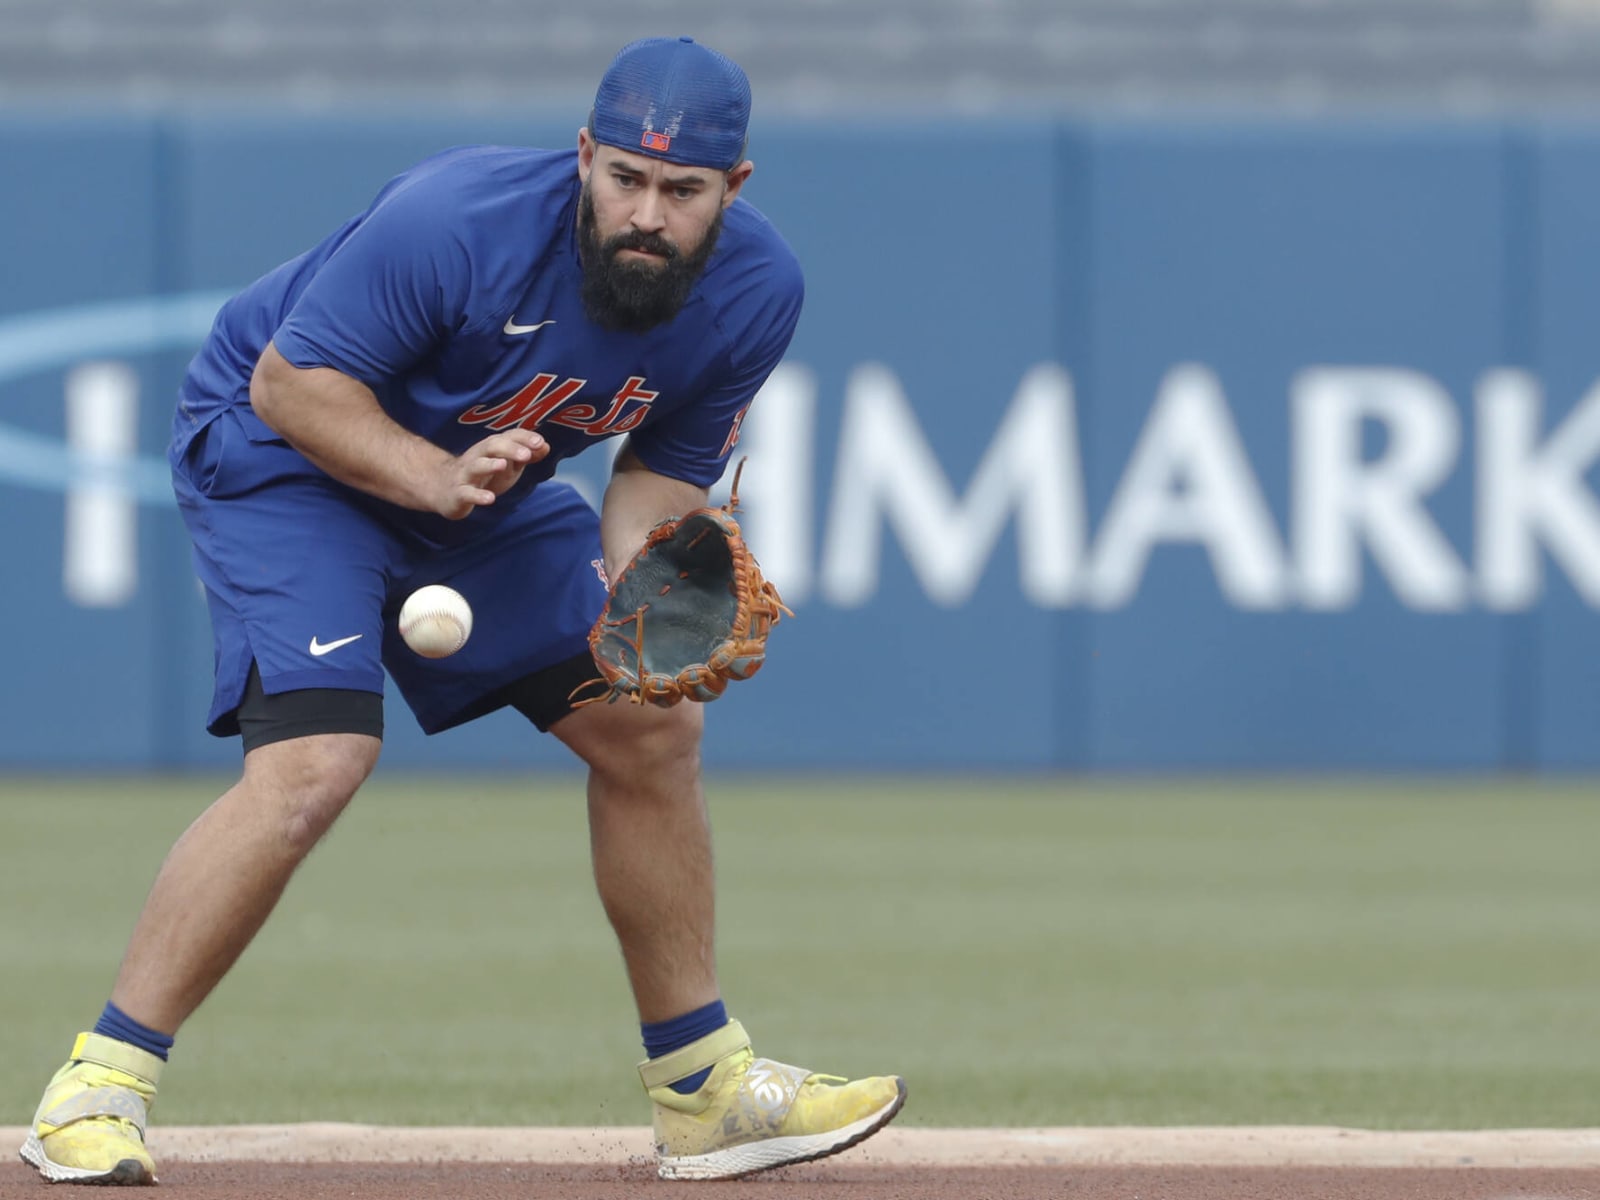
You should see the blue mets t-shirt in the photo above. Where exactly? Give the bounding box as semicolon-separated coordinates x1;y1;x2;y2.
173;145;803;546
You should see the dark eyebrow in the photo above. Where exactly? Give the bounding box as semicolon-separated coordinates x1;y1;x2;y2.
610;160;711;189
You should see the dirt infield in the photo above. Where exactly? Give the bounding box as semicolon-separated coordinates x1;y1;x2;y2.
5;1127;1600;1199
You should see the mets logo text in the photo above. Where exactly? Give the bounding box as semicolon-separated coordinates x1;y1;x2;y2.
458;373;658;435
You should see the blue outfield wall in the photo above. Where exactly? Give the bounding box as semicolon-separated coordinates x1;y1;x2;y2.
2;112;1599;771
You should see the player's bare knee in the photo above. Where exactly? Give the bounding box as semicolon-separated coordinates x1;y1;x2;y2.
580;703;703;789
279;791;352;854
622;725;702;786
244;733;379;853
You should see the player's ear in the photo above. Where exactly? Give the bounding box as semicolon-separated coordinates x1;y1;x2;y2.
721;160;754;209
577;128;596;180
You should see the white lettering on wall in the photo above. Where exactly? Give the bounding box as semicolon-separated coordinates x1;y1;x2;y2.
1291;368;1468;611
1477;370;1600;609
64;362;139;608
820;362;1084;608
1087;365;1288;610
44;354;1600;615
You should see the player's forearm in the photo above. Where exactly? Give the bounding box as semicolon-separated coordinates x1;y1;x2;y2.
600;444;710;579
250;341;454;511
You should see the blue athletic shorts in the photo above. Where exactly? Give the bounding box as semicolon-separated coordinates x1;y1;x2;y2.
172;408;609;737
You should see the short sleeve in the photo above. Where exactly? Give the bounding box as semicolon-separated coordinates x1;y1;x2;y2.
271;177;473;386
628;251;803;488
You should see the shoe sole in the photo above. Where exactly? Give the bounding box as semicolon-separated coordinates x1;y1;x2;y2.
657;1077;908;1180
19;1135;156;1186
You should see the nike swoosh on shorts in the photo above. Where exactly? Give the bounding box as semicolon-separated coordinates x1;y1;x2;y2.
309;634;364;656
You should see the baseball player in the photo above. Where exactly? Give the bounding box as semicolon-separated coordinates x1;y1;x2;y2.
21;36;905;1186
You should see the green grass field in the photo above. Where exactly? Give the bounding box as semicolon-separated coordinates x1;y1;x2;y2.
3;775;1599;1129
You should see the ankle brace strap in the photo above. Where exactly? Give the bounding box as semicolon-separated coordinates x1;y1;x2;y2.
70;1033;164;1088
638;1019;750;1090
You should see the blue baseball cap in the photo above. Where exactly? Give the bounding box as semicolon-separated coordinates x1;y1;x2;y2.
589;36;751;171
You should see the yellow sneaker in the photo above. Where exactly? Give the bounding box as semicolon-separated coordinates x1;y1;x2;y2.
19;1033;162;1185
641;1019;906;1180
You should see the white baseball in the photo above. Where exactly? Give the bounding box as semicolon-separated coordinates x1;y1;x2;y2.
399;584;473;659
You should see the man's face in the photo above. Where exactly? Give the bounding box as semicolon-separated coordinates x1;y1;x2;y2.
576;133;751;332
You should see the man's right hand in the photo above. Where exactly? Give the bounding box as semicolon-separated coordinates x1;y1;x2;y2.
436;429;549;519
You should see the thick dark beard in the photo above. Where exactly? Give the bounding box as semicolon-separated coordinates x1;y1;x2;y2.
577;185;723;333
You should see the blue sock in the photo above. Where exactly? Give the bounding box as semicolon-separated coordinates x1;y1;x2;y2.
92;1001;175;1063
642;999;727;1095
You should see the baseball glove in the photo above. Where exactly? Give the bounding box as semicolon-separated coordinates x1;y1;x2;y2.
578;461;793;708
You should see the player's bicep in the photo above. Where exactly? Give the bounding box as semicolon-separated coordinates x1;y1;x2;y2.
249;341;375;436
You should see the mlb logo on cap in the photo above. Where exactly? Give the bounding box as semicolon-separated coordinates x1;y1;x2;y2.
590;36;751;170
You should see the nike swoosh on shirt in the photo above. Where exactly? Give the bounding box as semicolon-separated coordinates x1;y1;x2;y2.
309;634;364;656
503;317;556;336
